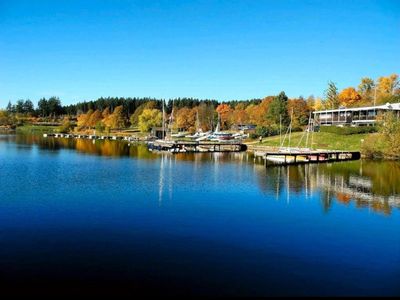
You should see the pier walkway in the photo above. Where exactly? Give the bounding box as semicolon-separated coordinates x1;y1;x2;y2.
148;140;247;153
248;145;360;166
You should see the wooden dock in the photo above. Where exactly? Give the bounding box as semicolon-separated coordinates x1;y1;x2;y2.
148;140;247;153
250;146;360;166
43;133;148;142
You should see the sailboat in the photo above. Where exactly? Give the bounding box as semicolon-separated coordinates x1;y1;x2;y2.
186;109;211;140
266;111;297;164
209;113;233;141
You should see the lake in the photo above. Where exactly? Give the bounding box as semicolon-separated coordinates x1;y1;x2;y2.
0;134;399;296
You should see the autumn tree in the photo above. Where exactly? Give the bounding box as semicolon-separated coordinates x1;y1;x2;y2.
77;109;93;129
231;103;249;126
358;77;375;104
102;107;111;119
59;116;73;133
197;102;216;131
313;97;324;111
87;109;103;128
324;81;340;109
245;97;272;126
339;87;362;107
0;110;10;126
105;105;126;129
216;103;233;130
130;101;158;126
377;74;399;97
306;95;315;110
138;108;162;132
287;98;310;128
175;107;197;132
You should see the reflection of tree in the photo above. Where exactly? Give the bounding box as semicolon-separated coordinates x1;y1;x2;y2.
256;160;400;216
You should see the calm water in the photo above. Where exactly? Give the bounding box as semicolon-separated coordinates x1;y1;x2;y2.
0;134;399;296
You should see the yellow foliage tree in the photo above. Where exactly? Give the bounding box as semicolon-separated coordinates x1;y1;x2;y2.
102;107;110;119
104;105;126;129
378;74;399;97
138;108;162;132
77;109;93;129
175;107;197;132
313;98;324;111
87;110;103;128
339;87;362;107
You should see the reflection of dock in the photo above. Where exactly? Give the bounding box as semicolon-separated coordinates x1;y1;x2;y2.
148;140;247;153
252;146;360;166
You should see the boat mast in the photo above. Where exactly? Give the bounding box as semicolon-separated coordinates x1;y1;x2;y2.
279;115;282;146
288;109;294;149
169;99;174;137
162;99;165;140
215;113;221;133
196;109;200;132
305;112;311;149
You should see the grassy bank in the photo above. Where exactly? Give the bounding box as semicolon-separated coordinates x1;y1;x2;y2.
16;125;59;134
252;132;367;151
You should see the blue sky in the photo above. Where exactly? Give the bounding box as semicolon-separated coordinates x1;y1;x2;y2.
0;0;399;107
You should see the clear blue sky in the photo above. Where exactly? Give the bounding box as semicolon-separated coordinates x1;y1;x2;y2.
0;0;399;107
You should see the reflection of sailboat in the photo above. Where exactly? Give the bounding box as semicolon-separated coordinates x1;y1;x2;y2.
158;154;165;205
158;154;174;205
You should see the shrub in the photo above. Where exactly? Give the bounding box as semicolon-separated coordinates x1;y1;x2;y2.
319;126;377;135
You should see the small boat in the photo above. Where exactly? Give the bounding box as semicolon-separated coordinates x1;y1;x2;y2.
171;132;186;138
209;132;234;141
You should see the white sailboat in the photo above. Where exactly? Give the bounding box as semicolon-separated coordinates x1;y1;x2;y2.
209;113;233;141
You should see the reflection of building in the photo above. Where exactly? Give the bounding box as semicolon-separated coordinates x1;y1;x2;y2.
313;102;400;126
260;162;400;215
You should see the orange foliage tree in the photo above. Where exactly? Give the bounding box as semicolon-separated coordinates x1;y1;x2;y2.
245;97;272;126
216;103;233;130
175;107;197;132
231;103;249;126
287;98;310;128
339;87;362;107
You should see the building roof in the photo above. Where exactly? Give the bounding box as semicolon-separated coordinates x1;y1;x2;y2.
313;102;400;114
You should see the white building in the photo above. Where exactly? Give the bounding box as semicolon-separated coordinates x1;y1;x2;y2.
313;102;400;126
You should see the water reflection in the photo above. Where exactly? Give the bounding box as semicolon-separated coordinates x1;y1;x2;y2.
3;134;400;216
257;161;400;215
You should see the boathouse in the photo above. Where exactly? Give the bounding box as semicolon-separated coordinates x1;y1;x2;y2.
313;102;400;127
151;127;168;139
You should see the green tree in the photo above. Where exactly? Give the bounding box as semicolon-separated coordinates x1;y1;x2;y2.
15;100;25;114
23;100;35;115
266;91;290;126
325;81;340;109
6;101;15;113
37;98;49;117
47;97;62;116
138;108;162;132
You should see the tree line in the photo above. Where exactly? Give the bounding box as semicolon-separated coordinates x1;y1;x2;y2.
316;74;400;110
1;73;399;135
